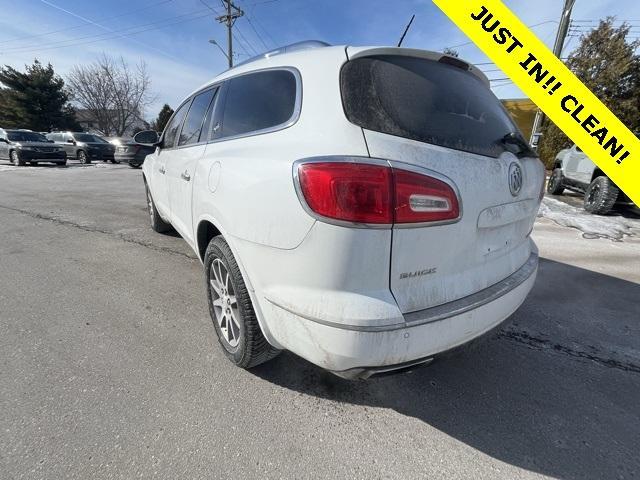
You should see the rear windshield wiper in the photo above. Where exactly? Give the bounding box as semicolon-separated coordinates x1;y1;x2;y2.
497;132;537;158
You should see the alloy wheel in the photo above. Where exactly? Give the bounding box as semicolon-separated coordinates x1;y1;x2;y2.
209;258;241;348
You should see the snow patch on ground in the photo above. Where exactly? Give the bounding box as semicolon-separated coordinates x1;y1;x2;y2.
538;197;635;241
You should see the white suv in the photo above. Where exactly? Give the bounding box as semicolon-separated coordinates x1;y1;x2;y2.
136;42;544;379
548;144;631;214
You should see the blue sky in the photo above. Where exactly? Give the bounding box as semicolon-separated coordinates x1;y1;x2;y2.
1;0;639;119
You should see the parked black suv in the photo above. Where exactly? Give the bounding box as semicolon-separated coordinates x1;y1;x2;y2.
46;132;115;164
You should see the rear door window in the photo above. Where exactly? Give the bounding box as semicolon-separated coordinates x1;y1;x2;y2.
340;55;521;158
178;88;217;147
220;69;297;138
163;101;190;149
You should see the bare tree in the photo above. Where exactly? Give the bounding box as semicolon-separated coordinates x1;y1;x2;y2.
67;55;156;136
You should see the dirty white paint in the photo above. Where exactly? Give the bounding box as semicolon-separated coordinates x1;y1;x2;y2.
538;197;636;241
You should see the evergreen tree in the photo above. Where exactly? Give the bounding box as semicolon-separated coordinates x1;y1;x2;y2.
151;104;174;133
538;18;640;167
0;60;80;131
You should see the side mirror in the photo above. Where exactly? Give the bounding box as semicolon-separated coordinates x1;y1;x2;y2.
67;138;75;144
0;138;7;143
134;130;160;146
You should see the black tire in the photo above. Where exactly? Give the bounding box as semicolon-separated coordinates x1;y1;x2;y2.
129;163;142;169
111;159;120;164
144;183;172;233
205;236;280;369
77;150;90;164
56;161;67;166
584;176;619;215
10;150;25;166
547;168;564;195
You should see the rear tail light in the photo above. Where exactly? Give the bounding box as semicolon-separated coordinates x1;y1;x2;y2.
296;160;460;225
297;162;392;224
393;169;459;223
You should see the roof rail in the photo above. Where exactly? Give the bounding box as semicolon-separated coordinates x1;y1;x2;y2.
234;40;330;68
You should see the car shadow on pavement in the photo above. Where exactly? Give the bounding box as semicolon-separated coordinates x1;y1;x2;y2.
251;258;640;480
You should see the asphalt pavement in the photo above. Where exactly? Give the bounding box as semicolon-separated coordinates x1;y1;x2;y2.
1;161;638;479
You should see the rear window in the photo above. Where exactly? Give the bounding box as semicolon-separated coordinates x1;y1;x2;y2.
220;69;297;138
340;55;520;158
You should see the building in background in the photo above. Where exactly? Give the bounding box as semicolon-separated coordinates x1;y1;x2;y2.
74;109;150;136
501;98;538;140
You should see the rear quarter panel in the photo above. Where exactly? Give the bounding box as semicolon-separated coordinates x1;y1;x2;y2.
191;47;369;250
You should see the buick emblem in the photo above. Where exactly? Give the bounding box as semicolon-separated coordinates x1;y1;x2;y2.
508;162;523;196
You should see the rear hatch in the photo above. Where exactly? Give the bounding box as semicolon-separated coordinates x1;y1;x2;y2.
342;48;544;313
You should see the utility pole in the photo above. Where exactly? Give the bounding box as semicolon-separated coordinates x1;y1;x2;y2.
216;0;244;68
529;0;576;147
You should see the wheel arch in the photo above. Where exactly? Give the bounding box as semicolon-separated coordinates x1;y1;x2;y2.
195;215;281;349
196;219;222;263
591;168;605;182
553;155;563;170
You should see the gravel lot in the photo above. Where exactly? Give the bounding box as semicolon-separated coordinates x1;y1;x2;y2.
1;162;639;479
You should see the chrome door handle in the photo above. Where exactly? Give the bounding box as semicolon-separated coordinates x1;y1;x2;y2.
181;170;191;181
159;166;165;174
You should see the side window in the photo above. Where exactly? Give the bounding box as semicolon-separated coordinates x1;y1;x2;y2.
200;87;221;142
221;70;297;138
163;101;190;149
178;88;217;147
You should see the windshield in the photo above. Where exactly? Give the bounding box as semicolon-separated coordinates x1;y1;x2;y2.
7;131;48;142
74;133;107;143
340;55;522;158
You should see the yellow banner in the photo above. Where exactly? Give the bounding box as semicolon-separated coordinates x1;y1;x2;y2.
433;0;639;206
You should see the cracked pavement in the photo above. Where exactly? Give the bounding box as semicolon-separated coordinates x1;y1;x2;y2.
1;162;639;479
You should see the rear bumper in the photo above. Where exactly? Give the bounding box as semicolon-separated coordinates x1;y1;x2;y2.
115;152;145;165
88;149;114;160
263;251;538;377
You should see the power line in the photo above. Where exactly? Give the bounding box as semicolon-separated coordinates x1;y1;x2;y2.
244;15;270;50
1;9;210;53
0;0;176;45
443;20;559;51
37;0;186;62
231;32;250;56
243;0;279;48
234;24;259;55
0;10;211;55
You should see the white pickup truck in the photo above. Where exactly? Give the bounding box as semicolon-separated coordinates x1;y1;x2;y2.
547;144;632;214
